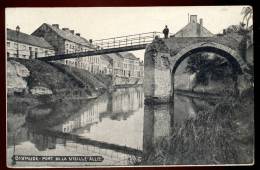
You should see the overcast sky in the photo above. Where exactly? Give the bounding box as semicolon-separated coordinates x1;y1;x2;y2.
6;6;250;61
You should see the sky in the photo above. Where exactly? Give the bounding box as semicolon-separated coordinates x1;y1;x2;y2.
6;6;250;61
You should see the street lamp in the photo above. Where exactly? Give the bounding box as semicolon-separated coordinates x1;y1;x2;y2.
16;25;20;58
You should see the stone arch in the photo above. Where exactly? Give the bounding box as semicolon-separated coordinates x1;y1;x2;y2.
171;42;245;75
170;42;246;98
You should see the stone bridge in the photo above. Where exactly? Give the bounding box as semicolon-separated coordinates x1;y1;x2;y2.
144;33;253;103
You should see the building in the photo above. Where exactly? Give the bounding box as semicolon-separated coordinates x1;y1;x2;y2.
139;61;144;78
6;28;55;59
31;23;97;69
104;53;124;76
9;23;144;79
174;15;214;37
120;52;141;78
103;52;143;78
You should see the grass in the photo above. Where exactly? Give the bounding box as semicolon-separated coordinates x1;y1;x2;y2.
50;62;110;91
9;58;80;90
139;88;254;165
8;58;112;95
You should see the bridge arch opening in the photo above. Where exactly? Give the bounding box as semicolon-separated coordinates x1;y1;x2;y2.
171;45;243;99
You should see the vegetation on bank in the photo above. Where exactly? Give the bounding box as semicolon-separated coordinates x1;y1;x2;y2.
137;88;254;165
8;58;112;100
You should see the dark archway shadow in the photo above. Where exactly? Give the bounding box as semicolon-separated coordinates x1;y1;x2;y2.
170;46;243;100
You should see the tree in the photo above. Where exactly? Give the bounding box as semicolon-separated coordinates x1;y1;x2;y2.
241;6;253;29
185;53;234;90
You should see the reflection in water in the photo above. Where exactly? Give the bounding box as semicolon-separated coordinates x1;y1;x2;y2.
7;88;252;166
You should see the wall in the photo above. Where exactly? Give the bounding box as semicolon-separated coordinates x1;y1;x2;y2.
144;40;172;103
6;40;55;59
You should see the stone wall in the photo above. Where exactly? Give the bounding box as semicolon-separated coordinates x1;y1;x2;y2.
7;60;30;95
144;38;172;103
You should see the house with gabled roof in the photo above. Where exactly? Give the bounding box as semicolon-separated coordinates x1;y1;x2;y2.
6;28;55;59
174;15;214;37
31;23;95;68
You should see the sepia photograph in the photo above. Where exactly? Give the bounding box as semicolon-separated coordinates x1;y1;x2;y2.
5;6;254;167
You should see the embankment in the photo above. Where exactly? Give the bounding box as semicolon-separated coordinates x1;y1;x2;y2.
7;58;112;103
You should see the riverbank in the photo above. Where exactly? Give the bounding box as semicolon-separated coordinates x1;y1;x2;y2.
7;58;113;105
174;89;225;100
139;87;254;165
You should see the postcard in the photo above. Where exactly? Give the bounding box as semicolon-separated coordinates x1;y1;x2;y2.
6;6;254;167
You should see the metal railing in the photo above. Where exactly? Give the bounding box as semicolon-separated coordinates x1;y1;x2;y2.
92;31;173;50
38;31;174;61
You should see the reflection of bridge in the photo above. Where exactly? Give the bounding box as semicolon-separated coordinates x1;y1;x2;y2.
29;128;143;157
38;32;170;61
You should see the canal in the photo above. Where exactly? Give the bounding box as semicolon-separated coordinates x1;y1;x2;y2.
7;86;254;166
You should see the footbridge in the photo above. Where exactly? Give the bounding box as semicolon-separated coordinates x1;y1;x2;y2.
39;32;171;61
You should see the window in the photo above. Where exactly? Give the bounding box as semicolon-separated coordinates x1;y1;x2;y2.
35;48;38;58
22;55;26;58
7;52;9;58
7;42;10;47
45;50;48;56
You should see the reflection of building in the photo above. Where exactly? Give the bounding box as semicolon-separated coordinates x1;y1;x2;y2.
6;28;55;59
53;96;109;133
110;88;143;115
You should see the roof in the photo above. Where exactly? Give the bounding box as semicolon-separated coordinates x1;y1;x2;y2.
102;52;139;63
7;28;54;50
119;52;139;60
101;55;113;64
34;23;94;48
105;53;123;61
174;23;214;37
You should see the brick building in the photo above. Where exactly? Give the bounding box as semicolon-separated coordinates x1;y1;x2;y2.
6;28;55;59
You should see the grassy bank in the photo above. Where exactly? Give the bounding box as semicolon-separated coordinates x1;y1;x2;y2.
139;88;254;165
8;58;112;101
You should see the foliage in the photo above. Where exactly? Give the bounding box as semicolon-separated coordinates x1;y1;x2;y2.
185;53;234;88
241;6;253;29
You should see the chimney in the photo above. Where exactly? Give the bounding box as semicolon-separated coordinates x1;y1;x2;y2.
76;33;80;36
70;30;74;34
190;15;197;24
52;24;59;29
200;18;203;27
62;28;69;31
199;18;203;36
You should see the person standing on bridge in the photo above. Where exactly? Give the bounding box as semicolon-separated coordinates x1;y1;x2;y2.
163;25;169;39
